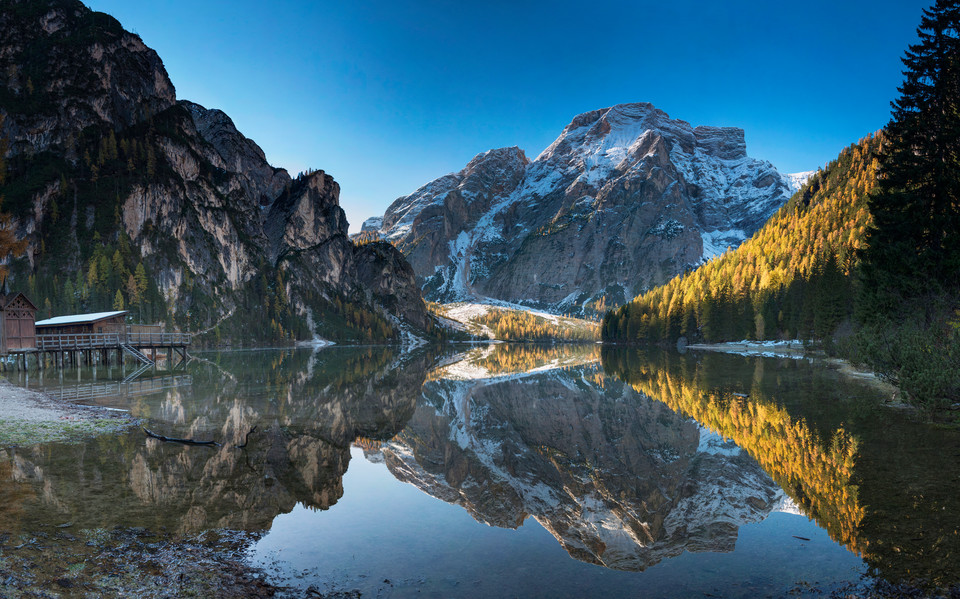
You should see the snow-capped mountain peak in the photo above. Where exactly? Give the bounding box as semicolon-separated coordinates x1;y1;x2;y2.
364;103;806;314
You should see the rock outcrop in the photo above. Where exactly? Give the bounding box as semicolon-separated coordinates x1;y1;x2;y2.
0;0;175;157
0;0;431;340
366;103;809;313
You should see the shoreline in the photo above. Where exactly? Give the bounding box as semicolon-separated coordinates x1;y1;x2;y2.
686;340;903;404
0;379;138;446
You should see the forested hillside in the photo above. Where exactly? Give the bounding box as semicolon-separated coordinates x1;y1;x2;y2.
602;134;881;345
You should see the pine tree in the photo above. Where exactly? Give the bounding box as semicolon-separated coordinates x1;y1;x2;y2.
860;0;960;314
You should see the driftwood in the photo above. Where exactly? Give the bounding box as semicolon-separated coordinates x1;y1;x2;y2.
143;426;258;449
143;427;221;447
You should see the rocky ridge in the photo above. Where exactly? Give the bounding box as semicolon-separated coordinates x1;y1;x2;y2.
365;103;810;314
0;0;431;340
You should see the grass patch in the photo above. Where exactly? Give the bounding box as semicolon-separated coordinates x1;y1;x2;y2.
0;417;136;446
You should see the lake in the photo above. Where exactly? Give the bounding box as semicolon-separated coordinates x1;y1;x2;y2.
2;344;959;597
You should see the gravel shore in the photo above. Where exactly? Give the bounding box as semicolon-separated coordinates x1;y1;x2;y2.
0;379;136;445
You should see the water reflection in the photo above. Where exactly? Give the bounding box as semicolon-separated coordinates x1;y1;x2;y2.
378;345;791;571
0;344;957;592
0;347;430;534
601;347;960;588
602;348;863;551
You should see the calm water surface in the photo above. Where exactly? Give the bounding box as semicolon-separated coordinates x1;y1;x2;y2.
3;344;960;597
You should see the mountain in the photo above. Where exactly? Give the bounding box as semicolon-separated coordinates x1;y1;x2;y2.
602;134;881;344
364;103;806;314
0;0;432;343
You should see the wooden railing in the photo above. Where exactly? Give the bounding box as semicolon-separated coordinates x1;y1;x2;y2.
36;333;121;350
35;332;191;350
124;331;192;346
37;375;194;403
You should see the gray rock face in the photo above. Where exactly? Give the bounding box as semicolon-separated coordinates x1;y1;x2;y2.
380;362;786;571
368;103;799;313
0;0;430;337
181;100;290;207
265;171;433;331
0;0;176;156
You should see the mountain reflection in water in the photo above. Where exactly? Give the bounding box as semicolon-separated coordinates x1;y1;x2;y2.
0;347;427;534
0;344;957;594
379;345;790;571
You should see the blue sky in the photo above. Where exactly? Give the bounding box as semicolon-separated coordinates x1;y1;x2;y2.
86;0;930;232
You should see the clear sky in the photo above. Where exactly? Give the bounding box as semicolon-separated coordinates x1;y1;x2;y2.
85;0;930;232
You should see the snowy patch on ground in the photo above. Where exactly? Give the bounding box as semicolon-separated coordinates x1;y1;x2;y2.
438;301;597;342
430;344;599;382
295;338;334;349
687;339;809;359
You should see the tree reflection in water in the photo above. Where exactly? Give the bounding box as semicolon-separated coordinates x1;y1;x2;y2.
602;346;960;590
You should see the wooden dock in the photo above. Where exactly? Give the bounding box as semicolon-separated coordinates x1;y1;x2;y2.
4;330;191;371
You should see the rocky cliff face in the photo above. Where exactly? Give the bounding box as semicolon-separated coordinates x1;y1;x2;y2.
0;0;431;341
378;356;788;571
365;103;808;313
0;0;175;157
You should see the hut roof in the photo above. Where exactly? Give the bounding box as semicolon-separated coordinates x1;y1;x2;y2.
35;310;128;327
0;292;37;311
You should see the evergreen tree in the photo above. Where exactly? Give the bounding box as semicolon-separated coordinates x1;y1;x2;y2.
860;0;960;313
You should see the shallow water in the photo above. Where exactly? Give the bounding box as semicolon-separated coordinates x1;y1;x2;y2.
3;344;959;596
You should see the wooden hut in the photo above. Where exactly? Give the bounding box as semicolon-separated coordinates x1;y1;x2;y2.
34;310;128;339
0;292;37;354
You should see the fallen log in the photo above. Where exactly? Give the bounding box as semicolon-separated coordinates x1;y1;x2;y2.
143;427;221;447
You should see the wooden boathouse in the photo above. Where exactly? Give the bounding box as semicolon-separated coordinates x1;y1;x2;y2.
2;307;192;370
0;292;38;354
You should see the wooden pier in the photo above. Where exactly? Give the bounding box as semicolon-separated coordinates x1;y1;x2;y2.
5;330;191;371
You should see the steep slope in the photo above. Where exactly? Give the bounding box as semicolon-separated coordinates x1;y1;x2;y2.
602;134;881;343
366;103;804;314
0;0;432;342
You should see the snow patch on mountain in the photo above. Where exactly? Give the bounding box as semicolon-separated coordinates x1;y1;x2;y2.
367;102;809;314
697;427;742;457
360;216;382;232
783;171;816;194
701;229;748;262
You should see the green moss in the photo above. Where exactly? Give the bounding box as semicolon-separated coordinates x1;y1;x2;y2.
0;416;136;447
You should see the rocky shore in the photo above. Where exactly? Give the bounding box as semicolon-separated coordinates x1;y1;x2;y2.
0;380;137;446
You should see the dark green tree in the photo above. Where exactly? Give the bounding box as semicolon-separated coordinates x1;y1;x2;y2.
860;0;960;315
